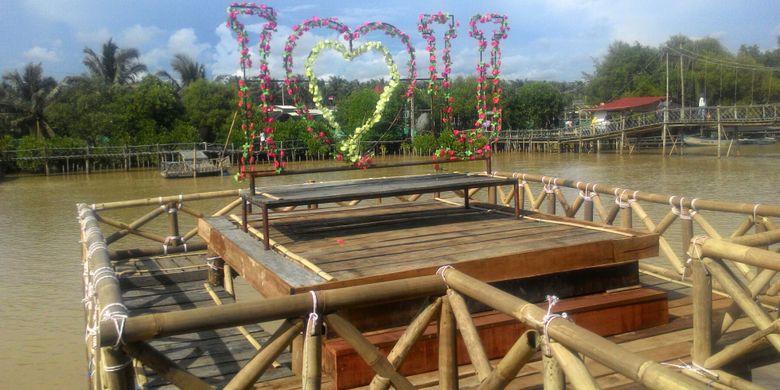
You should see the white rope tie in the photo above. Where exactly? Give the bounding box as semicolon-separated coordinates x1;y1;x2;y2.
86;241;107;260
543;177;557;194
436;265;454;286
164;236;181;246
579;183;593;202
753;204;761;221
103;359;132;372
541;295;568;356
307;290;319;335
671;196;691;220
615;189;630;209
662;360;719;385
101;303;128;348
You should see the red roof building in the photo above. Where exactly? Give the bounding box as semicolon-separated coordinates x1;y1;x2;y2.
585;96;666;113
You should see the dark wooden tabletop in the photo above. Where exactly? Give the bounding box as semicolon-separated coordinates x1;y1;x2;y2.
246;173;517;208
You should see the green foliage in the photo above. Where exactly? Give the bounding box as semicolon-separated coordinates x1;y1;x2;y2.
127;76;183;133
1;63;60;138
14;135;47;171
584;41;664;104
182;79;234;142
411;133;438;154
82;38;147;85
513;82;570;129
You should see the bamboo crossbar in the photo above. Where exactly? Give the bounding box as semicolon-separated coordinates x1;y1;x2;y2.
90;189;241;211
99;275;446;346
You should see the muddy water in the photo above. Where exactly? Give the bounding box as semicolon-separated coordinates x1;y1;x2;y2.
1;146;778;388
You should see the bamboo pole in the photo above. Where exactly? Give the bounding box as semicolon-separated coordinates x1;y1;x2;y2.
477;330;539;390
78;204;135;390
701;236;780;272
691;259;712;365
704;319;780;370
101;275;445;346
123;342;214;390
553;187;570;215
325;314;415;390
693;213;754;278
532;188;546;211
302;315;322;390
549;342;600;390
369;298;442;390
591;194;609;223
448;289;491;382
730;217;755;239
440;268;708;390
542;352;565;390
439;296;458;390
702;257;780;352
109;242;206;260
621;203;633;229
224;320;303;390
605;204;620;225
583;198;594;221
568;195;584;218
546;190;556;215
102;206;167;244
719;268;776;336
90;190;241;211
729;227;780;248
654;211;678;235
631;202;685;274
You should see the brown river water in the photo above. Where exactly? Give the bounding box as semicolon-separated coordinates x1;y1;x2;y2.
1;145;779;388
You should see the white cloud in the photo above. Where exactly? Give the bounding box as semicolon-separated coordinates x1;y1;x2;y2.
76;28;112;47
121;24;163;48
23;46;59;62
168;28;210;59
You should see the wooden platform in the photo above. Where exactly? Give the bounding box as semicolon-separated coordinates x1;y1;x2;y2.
200;200;658;298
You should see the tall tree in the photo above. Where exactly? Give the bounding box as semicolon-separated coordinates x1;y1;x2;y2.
82;38;147;85
0;63;60;138
159;54;206;89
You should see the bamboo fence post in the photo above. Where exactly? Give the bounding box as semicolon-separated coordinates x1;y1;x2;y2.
439;296;458;390
477;330;539;390
681;214;694;262
369;298;442;390
719;268;776;336
325;314;415;390
302;314;322;390
704;319;780;370
549;342;600;390
223;264;235;297
583;195;594;222
447;289;491;382
440;268;708;390
542;351;565;390
123;342;213;390
702;257;780;352
224;320;303;390
546;189;556;215
691;259;712;365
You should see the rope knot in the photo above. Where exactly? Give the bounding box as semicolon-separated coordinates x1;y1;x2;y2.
541;295;569;356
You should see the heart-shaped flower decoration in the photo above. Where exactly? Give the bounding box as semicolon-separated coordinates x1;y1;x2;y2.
305;40;400;162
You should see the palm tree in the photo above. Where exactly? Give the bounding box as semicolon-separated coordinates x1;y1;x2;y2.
82;38;147;85
171;54;205;87
0;63;60;138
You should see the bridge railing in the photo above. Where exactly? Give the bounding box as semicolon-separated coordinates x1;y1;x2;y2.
499;102;780;142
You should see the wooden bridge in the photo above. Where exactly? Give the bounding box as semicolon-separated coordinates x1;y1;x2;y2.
78;157;780;389
499;103;780;154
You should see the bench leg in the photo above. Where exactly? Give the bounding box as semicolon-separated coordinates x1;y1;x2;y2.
464;187;470;209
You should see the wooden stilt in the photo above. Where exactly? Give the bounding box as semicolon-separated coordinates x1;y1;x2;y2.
691;259;712;365
302;315;322;390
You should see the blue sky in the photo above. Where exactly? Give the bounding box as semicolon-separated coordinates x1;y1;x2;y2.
1;0;779;82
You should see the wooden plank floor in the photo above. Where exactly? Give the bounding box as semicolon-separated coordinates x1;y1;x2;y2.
245;200;657;289
116;254;294;388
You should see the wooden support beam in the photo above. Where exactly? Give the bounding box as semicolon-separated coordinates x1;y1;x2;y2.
123;342;214;390
224;320;303;390
477;330;539;390
325;314;414;390
369;298;442;390
438;297;458;390
448;289;491;382
549;342;600;390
